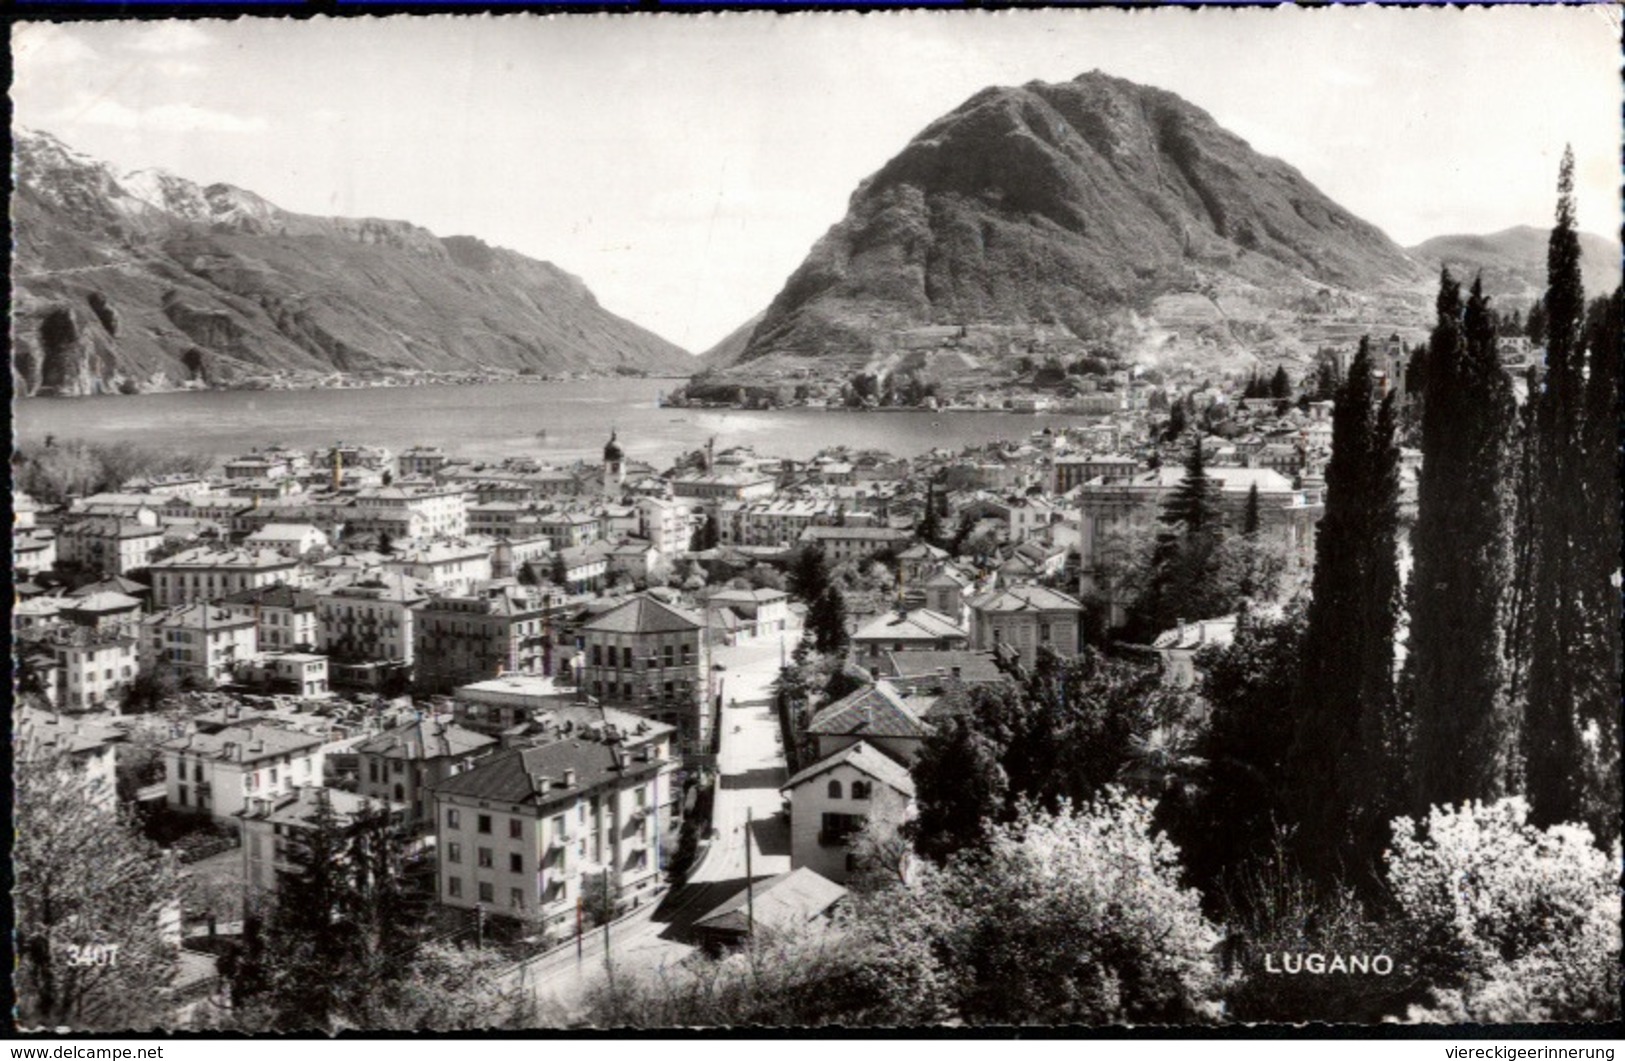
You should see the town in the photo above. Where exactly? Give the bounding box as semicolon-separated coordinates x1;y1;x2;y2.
13;344;1386;1022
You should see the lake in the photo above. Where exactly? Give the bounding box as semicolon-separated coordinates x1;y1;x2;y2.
13;378;1100;467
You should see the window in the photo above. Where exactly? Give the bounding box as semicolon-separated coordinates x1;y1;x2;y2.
621;646;633;668
393;760;404;775
554;814;567;836
368;761;379;783
1040;622;1052;643
447;808;461;829
509;818;523;840
478;881;494;903
510;887;525;911
819;812;865;846
447;842;462;864
178;785;189;806
478;847;493;868
447;876;462;898
194;764;204;782
394;783;405;801
591;644;602;666
662;644;674;667
509;853;523;873
477;814;492;834
827;779;843;799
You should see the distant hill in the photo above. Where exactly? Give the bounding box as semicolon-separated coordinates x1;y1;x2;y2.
12;128;692;397
1408;226;1621;305
696;312;766;371
706;70;1426;382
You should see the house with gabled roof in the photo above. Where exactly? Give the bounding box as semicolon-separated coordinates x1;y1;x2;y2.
780;740;916;885
851;607;968;663
804;680;933;766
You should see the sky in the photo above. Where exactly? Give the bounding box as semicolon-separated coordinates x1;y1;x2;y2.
11;8;1621;354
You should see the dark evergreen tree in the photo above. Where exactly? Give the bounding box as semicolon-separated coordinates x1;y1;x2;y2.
1136;435;1226;637
1284;340;1403;880
809;585;850;655
1522;149;1615;834
788;544;831;603
1408;273;1517;815
906;715;1009;864
1269;365;1292;400
1162;398;1188;442
919;485;944;547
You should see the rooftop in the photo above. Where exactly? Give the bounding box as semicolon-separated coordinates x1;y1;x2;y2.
579;593;703;635
352;718;497;760
692;868;847;938
430;737;665;805
970;585;1083;614
805;682;932;741
851;608;966;644
162;722;325;762
781;739;916;798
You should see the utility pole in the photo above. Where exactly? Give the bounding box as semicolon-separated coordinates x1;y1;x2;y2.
745;806;755;938
601;867;613;980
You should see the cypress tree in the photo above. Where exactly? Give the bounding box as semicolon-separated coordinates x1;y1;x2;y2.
1575;288;1622;837
1285;338;1402;877
1521;148;1599;831
1408;274;1518;814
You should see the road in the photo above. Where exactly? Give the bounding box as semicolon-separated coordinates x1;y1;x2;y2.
514;632;795;1022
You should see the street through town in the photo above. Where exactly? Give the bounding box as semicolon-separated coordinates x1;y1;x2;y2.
512;635;794;1023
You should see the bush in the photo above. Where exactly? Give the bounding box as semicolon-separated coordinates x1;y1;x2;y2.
940;791;1221;1025
1217;835;1413;1023
1386;798;1621;1022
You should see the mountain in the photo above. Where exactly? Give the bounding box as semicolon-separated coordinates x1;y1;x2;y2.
696;312;766;371
1408;226;1621;304
11;129;692;397
705;70;1427;385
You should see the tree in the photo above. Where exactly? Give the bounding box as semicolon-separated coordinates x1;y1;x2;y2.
787;544;831;604
1407;273;1517;815
226;794;428;1030
909;714;1011;863
937;794;1221;1025
1285;338;1404;881
1522;148;1620;838
1164;608;1306;893
15;761;184;1030
1269;365;1292;400
1135;435;1227;639
1161;397;1188;442
808;585;849;655
689;510;720;552
549;552;569;588
1387;798;1620;1022
919;485;943;547
121;664;205;714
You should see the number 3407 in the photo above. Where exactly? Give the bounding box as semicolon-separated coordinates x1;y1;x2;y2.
66;943;120;967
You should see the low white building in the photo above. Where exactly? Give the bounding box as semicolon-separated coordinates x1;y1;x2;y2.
780;740;916;886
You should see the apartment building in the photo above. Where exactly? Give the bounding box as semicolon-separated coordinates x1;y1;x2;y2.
162;722;326;820
315;577;431;666
141;604;260;686
577;594;709;756
147;547;304;608
354;716;497;829
430;723;676;930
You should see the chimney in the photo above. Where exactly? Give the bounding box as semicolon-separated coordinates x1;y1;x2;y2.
951;665;962;679
562;768;577;788
1177;618;1188;644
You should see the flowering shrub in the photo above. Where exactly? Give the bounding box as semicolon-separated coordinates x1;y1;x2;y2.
1385;798;1621;1022
941;790;1222;1025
